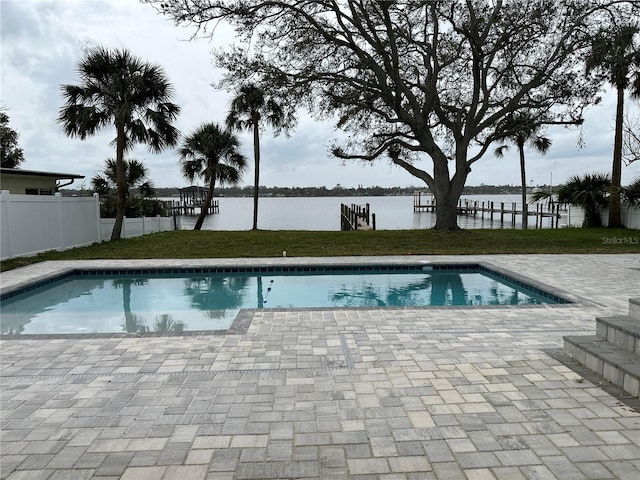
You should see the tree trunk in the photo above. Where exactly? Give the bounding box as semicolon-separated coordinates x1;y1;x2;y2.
389;148;466;231
111;123;127;241
584;201;603;228
433;193;462;230
252;121;260;230
193;178;216;230
519;144;528;230
608;85;624;228
432;159;465;231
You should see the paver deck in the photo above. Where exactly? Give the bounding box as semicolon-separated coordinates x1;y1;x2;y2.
1;254;639;479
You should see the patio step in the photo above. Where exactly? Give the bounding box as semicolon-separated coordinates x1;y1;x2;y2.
595;316;640;354
563;298;640;398
564;335;640;397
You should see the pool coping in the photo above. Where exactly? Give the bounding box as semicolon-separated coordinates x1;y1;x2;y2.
0;258;592;339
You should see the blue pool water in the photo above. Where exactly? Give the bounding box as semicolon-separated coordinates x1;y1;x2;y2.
0;266;565;335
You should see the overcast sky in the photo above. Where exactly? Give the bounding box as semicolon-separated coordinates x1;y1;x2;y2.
1;0;638;190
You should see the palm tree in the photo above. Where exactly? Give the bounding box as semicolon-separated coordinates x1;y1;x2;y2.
225;84;287;230
586;24;640;228
92;158;156;198
179;123;247;230
494;113;552;229
558;173;611;228
58;46;180;240
623;177;640;205
92;158;158;218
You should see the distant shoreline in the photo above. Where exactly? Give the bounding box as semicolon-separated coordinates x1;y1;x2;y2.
62;185;553;198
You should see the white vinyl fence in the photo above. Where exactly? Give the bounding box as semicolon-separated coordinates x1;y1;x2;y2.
565;204;640;228
99;216;173;241
0;191;173;260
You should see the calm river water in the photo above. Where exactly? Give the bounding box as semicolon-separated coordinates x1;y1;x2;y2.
172;194;560;231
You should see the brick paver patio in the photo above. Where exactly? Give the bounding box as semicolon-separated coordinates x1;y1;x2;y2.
1;254;639;479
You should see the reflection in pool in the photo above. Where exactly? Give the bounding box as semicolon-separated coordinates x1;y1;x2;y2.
0;267;563;335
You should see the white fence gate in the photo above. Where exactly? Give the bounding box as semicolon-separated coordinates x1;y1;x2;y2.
0;191;173;261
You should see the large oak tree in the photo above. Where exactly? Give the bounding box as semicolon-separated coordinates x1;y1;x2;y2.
149;0;639;230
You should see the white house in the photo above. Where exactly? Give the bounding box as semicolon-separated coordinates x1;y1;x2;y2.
0;167;84;195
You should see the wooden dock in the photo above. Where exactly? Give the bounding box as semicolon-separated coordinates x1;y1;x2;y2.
163;186;221;215
341;203;376;231
413;192;562;228
162;199;219;215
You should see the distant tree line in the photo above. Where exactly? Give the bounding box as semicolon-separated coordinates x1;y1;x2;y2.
60;184;553;198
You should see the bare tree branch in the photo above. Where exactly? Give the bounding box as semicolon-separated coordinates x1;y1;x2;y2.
145;0;640;229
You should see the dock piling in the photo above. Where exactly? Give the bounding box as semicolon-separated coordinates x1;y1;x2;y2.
341;203;375;231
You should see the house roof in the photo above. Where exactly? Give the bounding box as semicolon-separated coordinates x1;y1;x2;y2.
0;168;84;180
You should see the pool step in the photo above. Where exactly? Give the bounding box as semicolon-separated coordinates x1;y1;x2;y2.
563;298;640;398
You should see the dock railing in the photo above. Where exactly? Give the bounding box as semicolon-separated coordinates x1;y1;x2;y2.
413;192;562;228
163;199;219;215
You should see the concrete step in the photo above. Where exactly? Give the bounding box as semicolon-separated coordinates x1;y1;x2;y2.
595;315;640;354
564;335;640;398
630;298;640;321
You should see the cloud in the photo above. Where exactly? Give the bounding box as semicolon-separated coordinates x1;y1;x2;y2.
1;0;638;190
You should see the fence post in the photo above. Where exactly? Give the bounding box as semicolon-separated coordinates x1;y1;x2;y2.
123;216;127;238
157;215;161;233
1;190;12;259
142;216;146;236
56;192;65;250
94;193;101;242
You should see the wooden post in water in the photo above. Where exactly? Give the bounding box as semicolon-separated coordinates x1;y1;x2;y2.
341;203;375;231
354;204;358;229
490;202;494;221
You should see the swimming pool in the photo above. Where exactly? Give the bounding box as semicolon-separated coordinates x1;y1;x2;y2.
0;263;570;336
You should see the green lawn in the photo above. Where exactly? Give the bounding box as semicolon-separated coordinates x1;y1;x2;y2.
2;228;638;272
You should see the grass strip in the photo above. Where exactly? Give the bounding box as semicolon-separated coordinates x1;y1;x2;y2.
2;228;638;272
